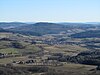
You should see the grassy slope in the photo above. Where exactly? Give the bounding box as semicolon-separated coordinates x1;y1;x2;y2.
48;63;98;75
0;48;18;54
43;44;88;55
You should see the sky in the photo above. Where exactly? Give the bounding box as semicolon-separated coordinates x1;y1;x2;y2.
0;0;100;22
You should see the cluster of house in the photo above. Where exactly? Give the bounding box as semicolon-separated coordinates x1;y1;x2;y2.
0;53;5;58
0;53;21;59
0;53;13;58
97;66;100;70
12;59;62;66
12;53;63;66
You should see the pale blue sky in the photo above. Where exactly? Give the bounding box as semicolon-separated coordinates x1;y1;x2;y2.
0;0;100;22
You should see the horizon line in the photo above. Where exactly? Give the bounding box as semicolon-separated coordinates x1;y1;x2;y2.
0;21;100;23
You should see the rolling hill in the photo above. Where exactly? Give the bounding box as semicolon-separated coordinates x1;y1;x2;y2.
1;22;100;37
0;22;27;29
8;22;68;36
70;30;100;38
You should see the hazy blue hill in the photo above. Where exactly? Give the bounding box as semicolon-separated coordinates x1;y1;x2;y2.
0;22;27;29
1;22;100;36
8;22;68;36
70;30;100;38
0;28;7;32
59;23;97;29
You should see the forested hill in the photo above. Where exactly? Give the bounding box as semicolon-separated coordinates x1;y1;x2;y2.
0;22;27;29
0;22;100;36
70;30;100;38
0;28;7;32
8;22;68;36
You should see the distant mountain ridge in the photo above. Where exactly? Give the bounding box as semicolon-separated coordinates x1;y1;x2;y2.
70;30;100;38
8;22;68;36
0;22;27;29
0;22;100;37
